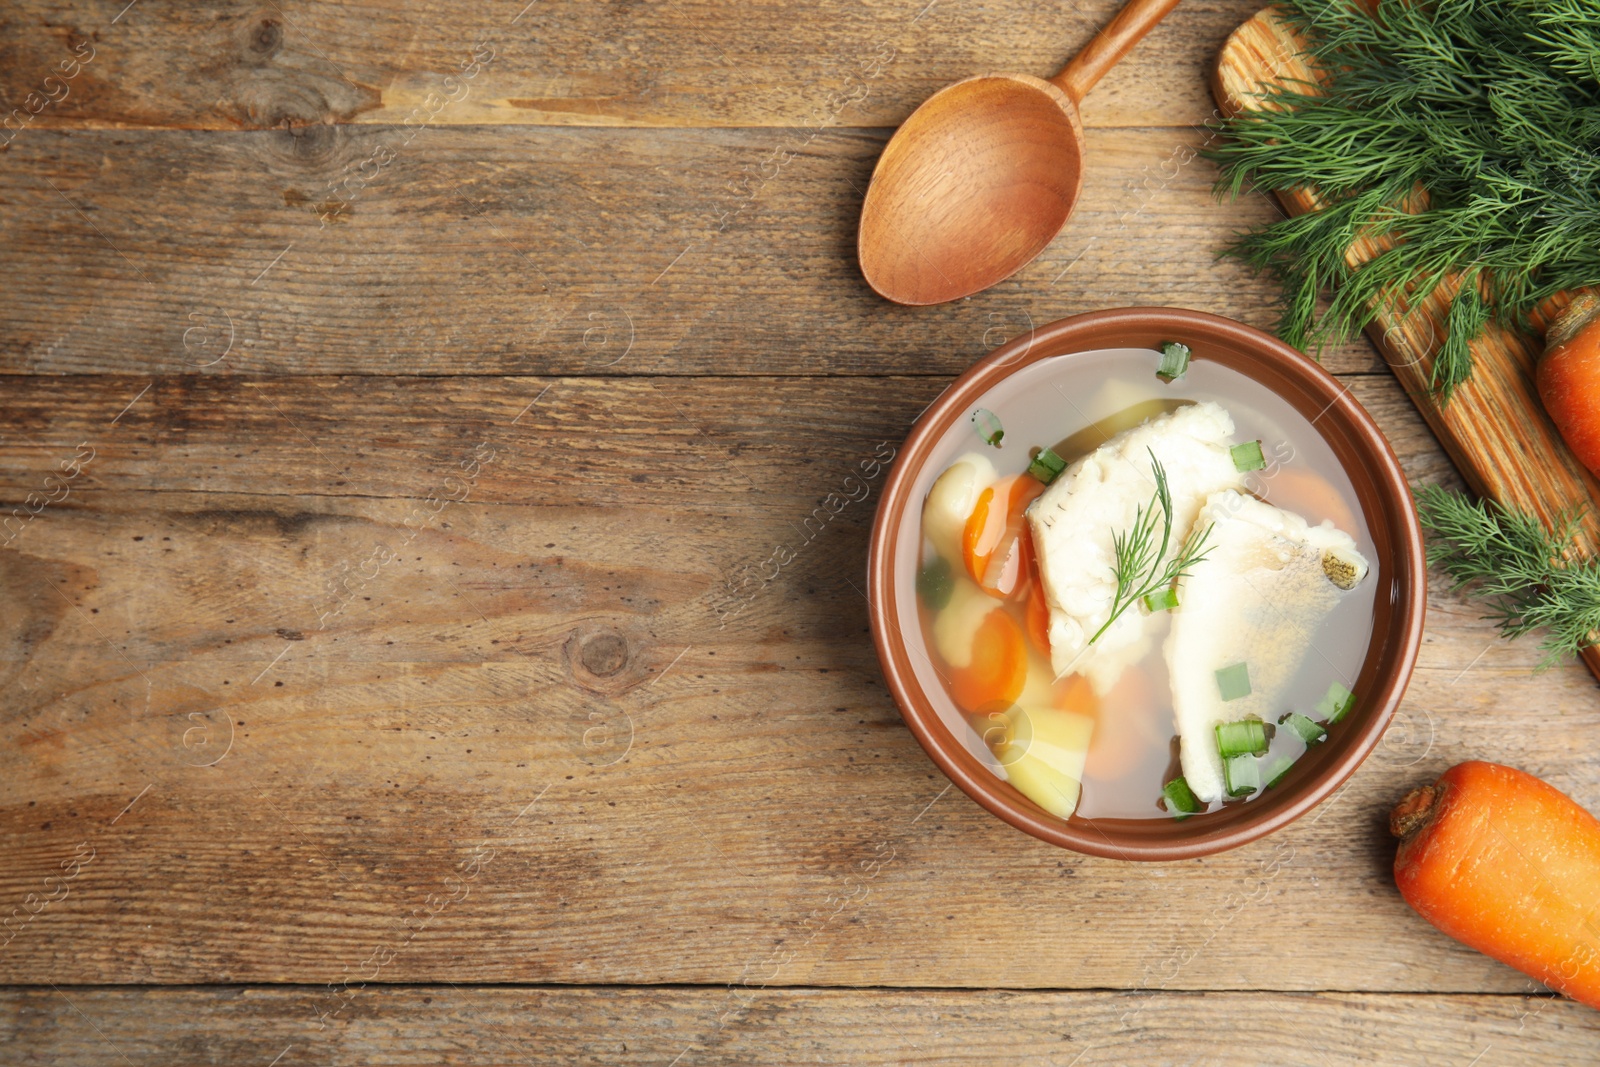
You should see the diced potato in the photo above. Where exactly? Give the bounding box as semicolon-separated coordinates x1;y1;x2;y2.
931;576;994;670
922;453;997;563
996;706;1096;819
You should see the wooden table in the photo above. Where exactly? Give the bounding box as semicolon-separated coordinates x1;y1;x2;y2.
2;1;1597;1062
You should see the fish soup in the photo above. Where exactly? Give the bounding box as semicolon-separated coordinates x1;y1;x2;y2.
906;345;1377;822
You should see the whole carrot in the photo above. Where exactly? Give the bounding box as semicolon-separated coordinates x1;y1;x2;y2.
1390;761;1600;1009
1538;291;1600;478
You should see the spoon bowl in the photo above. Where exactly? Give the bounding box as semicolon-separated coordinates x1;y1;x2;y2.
858;75;1085;307
858;0;1181;305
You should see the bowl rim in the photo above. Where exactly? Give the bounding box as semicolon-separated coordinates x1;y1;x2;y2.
866;306;1426;861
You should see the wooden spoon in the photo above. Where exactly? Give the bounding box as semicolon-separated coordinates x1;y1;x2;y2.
858;0;1182;306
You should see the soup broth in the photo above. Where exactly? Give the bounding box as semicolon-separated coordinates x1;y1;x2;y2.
904;347;1377;821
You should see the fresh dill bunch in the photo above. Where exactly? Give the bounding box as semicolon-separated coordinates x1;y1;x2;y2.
1415;484;1600;665
1089;451;1214;645
1208;0;1600;399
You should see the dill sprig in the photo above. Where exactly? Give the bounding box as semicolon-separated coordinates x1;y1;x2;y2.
1089;451;1214;645
1208;0;1600;399
1415;484;1600;666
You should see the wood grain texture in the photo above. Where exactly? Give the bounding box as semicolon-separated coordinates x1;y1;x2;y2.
1214;9;1600;681
0;0;1273;132
2;0;1596;1056
3;986;1598;1065
0;124;1382;378
0;374;1595;994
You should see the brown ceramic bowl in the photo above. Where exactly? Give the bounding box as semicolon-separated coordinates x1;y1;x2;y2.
868;307;1425;860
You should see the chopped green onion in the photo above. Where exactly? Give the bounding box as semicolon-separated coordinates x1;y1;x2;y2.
1142;586;1180;614
1262;753;1297;789
1163;777;1202;818
1216;718;1270;758
972;408;1005;447
1224;754;1260;797
1028;446;1067;485
1156;341;1191;382
1215;662;1251;702
917;557;954;610
1230;440;1266;472
1317;682;1356;724
1278;711;1327;745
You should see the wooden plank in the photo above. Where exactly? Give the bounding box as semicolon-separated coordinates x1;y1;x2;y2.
0;373;1450;502
1;373;1596;992
1214;9;1600;682
0;124;1383;377
0;0;1275;133
2;986;1597;1065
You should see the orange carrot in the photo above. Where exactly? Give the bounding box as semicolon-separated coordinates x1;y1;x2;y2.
1082;669;1158;782
1390;761;1600;1010
1261;466;1357;535
1539;292;1600;478
945;609;1028;714
962;475;1044;598
961;484;998;582
1052;671;1097;717
1023;536;1052;654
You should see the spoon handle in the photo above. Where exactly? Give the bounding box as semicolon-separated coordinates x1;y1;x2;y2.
1048;0;1182;104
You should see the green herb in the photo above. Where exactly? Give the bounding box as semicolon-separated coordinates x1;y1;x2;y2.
1028;446;1067;485
917;557;954;611
1142;586;1180;614
972;408;1004;447
1416;484;1600;666
1087;450;1215;645
1279;711;1328;745
1216;718;1270;758
1231;440;1266;472
1316;682;1356;724
1263;753;1297;790
1163;776;1203;818
1224;754;1261;798
1208;0;1600;400
1157;341;1191;382
1215;662;1251;702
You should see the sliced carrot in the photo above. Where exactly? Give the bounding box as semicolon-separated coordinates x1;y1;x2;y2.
1052;672;1097;717
1023;535;1052;654
961;485;999;585
1262;466;1358;535
1025;582;1051;656
963;475;1045;598
945;609;1028;714
1082;669;1159;782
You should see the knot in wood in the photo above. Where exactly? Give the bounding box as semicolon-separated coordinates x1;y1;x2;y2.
579;632;628;677
225;15;382;128
250;19;283;58
564;625;647;696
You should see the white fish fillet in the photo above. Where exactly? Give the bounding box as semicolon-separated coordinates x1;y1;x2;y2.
1165;490;1370;803
1027;402;1245;693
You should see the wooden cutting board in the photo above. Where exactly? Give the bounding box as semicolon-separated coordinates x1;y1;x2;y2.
1214;8;1600;683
